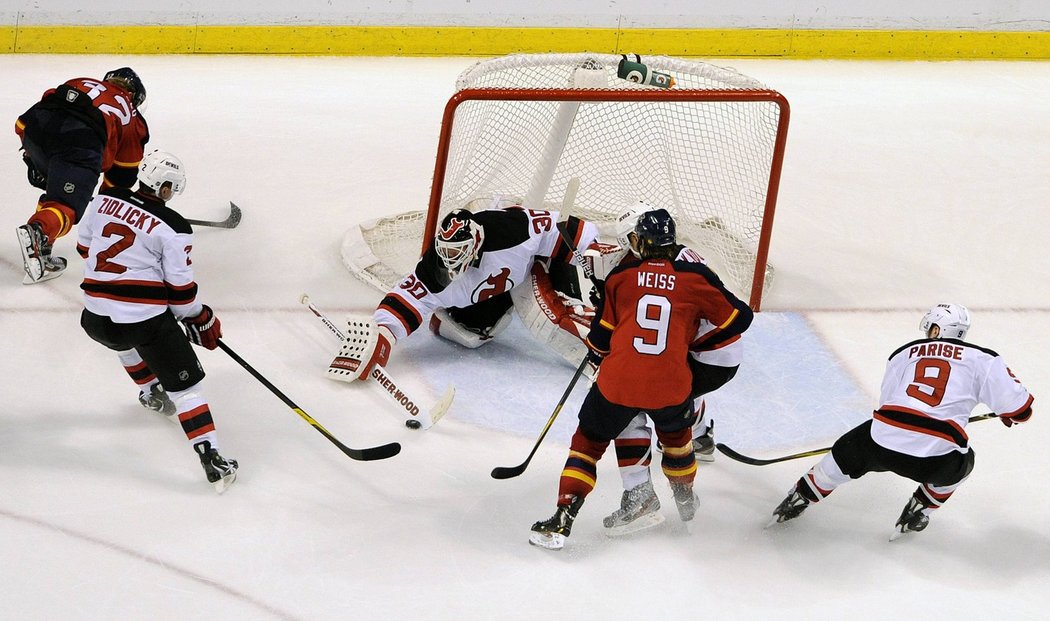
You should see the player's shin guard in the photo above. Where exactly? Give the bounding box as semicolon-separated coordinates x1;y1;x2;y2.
169;386;219;448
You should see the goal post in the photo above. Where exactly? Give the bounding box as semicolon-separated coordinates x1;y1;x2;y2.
342;53;790;310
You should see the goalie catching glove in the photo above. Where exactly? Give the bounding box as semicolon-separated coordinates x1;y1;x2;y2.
182;305;222;350
327;317;395;382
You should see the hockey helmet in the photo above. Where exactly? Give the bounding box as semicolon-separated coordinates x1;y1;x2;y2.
616;200;656;257
435;209;484;284
104;67;146;108
138;149;187;198
919;303;971;340
633;208;677;255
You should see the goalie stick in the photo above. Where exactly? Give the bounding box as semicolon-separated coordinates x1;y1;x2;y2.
216;339;401;461
299;294;455;430
716;412;999;466
186;202;242;229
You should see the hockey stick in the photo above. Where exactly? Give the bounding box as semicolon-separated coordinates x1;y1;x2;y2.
299;294;455;430
490;356;589;480
186;202;242;229
715;412;999;466
216;339;401;461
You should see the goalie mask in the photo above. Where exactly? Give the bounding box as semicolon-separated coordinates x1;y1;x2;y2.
435;210;484;285
138;149;187;198
616;200;656;257
920;303;971;340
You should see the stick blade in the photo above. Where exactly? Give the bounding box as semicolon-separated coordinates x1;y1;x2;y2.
490;464;526;480
345;442;402;461
227;202;243;228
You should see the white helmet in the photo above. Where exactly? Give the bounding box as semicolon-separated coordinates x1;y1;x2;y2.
435;209;485;285
138;149;187;197
616;200;655;257
920;303;971;340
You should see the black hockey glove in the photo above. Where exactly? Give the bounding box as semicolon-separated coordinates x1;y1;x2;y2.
23;151;46;190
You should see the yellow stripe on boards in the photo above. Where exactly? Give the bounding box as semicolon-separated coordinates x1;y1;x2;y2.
2;25;1049;59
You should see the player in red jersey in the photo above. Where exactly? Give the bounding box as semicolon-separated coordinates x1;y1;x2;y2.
15;67;150;283
529;209;753;550
770;304;1034;539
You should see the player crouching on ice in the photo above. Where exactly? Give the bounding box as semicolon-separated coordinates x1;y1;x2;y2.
769;304;1034;539
529;209;753;550
327;205;599;383
77;150;238;493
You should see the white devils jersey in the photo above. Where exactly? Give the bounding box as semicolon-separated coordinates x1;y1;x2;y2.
375;207;598;340
76;187;203;324
871;338;1033;457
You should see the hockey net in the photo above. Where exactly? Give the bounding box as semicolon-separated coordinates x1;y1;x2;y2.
342;53;789;309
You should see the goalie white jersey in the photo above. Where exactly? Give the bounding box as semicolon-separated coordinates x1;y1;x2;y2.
76;187;203;324
872;338;1033;457
374;207;598;341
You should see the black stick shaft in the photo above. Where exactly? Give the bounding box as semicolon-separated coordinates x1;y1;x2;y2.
716;412;998;466
490;357;588;479
216;339;400;461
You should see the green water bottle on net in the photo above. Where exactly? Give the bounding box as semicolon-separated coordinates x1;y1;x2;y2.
617;54;676;89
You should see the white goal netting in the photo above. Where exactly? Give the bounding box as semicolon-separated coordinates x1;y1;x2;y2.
343;53;788;307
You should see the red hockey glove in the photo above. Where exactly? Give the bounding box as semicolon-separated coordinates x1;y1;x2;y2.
1000;407;1032;428
183;305;222;350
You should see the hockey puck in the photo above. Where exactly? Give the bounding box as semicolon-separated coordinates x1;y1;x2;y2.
405;419;422;430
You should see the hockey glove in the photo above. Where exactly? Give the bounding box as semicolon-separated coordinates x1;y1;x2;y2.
582;241;624;282
356;325;395;380
1000;406;1032;428
23;151;46;190
183;305;222;350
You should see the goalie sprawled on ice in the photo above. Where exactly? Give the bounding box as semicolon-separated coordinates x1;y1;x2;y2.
327;204;600;382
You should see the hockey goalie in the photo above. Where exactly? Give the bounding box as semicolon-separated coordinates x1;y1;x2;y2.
327;203;601;383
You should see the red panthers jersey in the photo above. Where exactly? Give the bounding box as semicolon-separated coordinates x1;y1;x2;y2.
588;257;752;409
16;77;149;186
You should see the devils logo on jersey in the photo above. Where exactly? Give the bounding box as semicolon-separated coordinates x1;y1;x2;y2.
473;268;513;303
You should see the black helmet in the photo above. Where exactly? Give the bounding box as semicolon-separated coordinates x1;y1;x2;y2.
104;67;146;107
634;208;676;250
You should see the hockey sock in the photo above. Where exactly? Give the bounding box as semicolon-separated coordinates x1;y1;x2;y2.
656;427;696;486
557;429;609;500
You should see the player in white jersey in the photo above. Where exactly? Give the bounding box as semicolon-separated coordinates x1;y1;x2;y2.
76;150;238;493
329;205;599;381
770;304;1034;538
583;201;744;536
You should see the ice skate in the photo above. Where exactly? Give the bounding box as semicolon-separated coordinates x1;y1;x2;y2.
529;496;584;550
603;480;665;537
194;440;238;493
138;384;176;418
669;482;699;522
890;495;931;541
17;223;66;284
693;422;716;463
768;487;810;527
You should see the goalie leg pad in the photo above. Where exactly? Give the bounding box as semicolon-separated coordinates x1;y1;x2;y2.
429;308;510;349
327;316;394;382
510;263;591;366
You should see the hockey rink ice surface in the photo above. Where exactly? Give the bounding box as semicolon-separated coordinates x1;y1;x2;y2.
1;56;1048;619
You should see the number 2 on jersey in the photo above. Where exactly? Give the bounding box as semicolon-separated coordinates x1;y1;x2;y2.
906;358;952;406
94;222;137;274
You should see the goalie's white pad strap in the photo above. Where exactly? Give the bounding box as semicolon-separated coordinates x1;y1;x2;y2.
327;315;380;383
429;308;511;349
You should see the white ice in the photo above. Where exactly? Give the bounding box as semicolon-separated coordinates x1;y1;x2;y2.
1;56;1048;620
